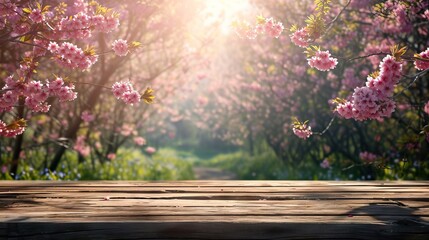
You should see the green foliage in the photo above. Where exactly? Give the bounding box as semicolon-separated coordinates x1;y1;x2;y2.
304;45;321;58
200;151;294;180
314;0;331;15
1;148;194;180
305;14;326;38
198;147;429;180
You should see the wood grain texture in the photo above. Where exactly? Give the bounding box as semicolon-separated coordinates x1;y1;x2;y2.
1;181;429;239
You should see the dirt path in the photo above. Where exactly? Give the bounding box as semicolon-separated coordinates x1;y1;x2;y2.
193;167;237;180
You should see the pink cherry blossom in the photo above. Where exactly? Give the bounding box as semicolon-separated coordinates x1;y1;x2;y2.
47;42;60;53
233;20;257;39
122;90;141;105
112;39;129;56
112;81;133;99
81;111;95;123
336;55;402;121
29;9;44;23
414;48;429;70
359;151;377;163
320;159;330;169
424;101;429;115
292;123;312;139
74;136;90;157
0;120;26;137
107;153;116;160
145;146;156;154
111;81;141;105
233;17;284;39
264;18;284;38
423;9;429;20
336;101;354;119
56;85;78;102
1;165;7;174
290;28;310;48
134;136;146;146
49;42;98;70
47;77;64;94
308;50;338;71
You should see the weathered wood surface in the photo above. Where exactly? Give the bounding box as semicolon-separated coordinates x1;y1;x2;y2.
0;181;428;239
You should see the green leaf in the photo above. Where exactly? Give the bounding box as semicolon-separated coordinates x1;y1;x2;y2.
130;41;142;49
19;34;33;42
290;24;298;33
22;8;32;14
256;15;265;24
390;45;407;61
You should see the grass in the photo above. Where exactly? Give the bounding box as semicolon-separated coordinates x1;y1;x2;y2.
1;148;195;180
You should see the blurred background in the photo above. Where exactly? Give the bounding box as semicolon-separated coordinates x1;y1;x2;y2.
1;0;428;181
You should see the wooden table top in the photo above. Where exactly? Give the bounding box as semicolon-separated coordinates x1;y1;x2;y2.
1;181;428;239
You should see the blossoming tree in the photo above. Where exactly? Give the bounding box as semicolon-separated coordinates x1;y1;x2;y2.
1;0;429;180
186;0;429;179
0;0;211;176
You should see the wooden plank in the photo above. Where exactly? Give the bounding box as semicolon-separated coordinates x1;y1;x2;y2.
2;192;429;201
1;208;429;220
0;181;428;239
2;198;427;207
1;180;428;187
1;222;428;240
2;186;429;193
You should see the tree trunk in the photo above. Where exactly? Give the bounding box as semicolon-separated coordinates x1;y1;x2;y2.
49;118;82;171
49;33;123;171
10;100;25;178
247;124;254;156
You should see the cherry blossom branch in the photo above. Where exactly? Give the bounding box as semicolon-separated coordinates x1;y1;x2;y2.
394;68;429;98
0;30;40;44
324;0;352;35
10;40;46;49
73;81;112;90
314;116;336;136
344;52;388;61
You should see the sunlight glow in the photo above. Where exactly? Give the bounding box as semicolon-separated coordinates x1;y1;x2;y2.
201;0;253;35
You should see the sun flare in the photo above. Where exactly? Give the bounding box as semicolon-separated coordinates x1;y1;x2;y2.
201;0;253;35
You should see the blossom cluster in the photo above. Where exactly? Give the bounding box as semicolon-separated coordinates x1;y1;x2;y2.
48;42;98;70
1;76;76;114
145;146;157;154
320;159;330;169
134;136;146;146
29;8;44;23
290;28;310;48
0;119;26;137
263;18;284;38
292;120;313;139
81;111;95;123
58;12;119;39
233;17;284;39
359;151;377;163
0;1;149;138
1;0;119;39
307;50;338;71
112;39;129;57
111;81;141;105
423;9;429;20
74;136;90;157
233;21;258;39
374;0;412;34
414;47;429;71
336;55;402;121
